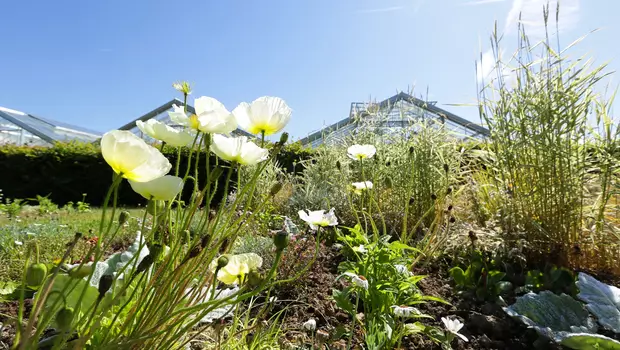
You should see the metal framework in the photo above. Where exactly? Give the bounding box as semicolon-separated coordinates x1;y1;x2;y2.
299;92;489;148
0;106;102;146
118;99;252;142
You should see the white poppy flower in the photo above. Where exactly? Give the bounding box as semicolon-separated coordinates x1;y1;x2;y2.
302;318;316;331
129;175;184;201
352;181;373;195
136;119;195;147
210;134;269;165
347;144;376;160
297;208;338;230
343;272;369;290
391;305;420;318
101;130;171;182
169;97;237;134
233;96;291;135
14;240;23;246
442;317;468;342
213;253;263;285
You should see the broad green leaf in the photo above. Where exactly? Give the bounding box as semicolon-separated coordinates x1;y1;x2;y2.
576;272;620;333
561;333;620;349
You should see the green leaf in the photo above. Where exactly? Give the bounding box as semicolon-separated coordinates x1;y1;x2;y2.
487;270;506;285
449;267;467;287
332;288;354;315
561;333;620;349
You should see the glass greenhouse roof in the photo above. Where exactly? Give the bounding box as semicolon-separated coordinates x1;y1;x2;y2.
0;106;102;146
299;92;489;148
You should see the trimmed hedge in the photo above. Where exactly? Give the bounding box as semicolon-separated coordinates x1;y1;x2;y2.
0;141;313;207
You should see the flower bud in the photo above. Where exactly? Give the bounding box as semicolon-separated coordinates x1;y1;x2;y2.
26;263;48;287
56;306;74;331
279;132;289;145
408;146;414;154
217;255;229;270
384;177;393;189
273;230;290;251
269;182;283;197
336;161;341;171
118;211;130;226
98;274;114;298
443;163;449;173
148;243;164;260
431;193;437;201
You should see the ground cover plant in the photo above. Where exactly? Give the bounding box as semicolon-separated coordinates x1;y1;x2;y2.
1;7;619;350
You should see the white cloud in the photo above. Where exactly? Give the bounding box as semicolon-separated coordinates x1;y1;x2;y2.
357;6;404;14
476;49;498;84
462;0;506;6
476;48;517;86
504;0;580;38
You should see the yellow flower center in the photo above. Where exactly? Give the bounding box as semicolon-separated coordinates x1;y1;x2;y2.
189;115;201;130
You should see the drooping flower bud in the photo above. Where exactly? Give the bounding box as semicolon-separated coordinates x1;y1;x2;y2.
273;230;290;251
26;263;48;287
443;163;449;173
408;146;414;154
98;274;114;298
56;306;74;331
247;269;262;287
146;200;165;216
119;211;130;226
279;132;289;145
136;254;154;274
336;161;341;171
148;243;164;260
217;255;229;270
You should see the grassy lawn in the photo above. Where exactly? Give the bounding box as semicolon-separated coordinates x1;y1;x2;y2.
0;207;144;283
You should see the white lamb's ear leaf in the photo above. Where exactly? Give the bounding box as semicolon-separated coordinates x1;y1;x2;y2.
504;291;598;343
576;272;620;333
561;333;620;350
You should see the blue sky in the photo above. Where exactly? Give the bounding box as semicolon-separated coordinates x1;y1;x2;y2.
0;0;618;140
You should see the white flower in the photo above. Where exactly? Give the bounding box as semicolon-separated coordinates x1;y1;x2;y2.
101;130;171;182
391;305;420;318
172;81;192;95
233;96;291;135
136;119;195;147
352;245;367;253
343;272;369;290
394;264;411;275
14;240;23;246
302;318;316;331
333;243;344;250
347;144;376;160
297;208;338;230
352;181;373;195
210;134;269;165
129;175;184;201
212;253;263;285
26;232;36;237
169;97;237;134
442;317;468;342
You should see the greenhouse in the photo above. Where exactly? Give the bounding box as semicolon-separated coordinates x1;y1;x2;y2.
0;106;102;146
299;92;489;148
117;99;252;142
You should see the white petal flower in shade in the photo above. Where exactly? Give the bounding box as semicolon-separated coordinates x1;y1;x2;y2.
302;318;316;331
391;305;420;318
297;208;338;230
233;96;291;135
352;245;367;253
394;264;411;275
342;272;369;290
129;175;184;201
14;240;23;246
441;317;468;342
210;134;269;165
101;130;172;182
352;181;373;195
137;119;195;147
214;253;263;285
347;144;376;160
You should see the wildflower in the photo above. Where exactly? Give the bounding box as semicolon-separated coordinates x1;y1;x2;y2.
101;130;171;182
169;96;237;134
352;181;373;195
441;317;468;342
14;240;23;246
136;119;195;147
297;208;338;230
172;81;192;95
129;175;184;201
347;144;376;160
213;253;263;285
233;96;292;135
343;272;369;290
391;305;420;318
352;245;367;254
302;318;317;331
394;264;411;275
210;135;269;165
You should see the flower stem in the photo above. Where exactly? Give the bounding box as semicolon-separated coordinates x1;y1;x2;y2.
347;293;360;350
